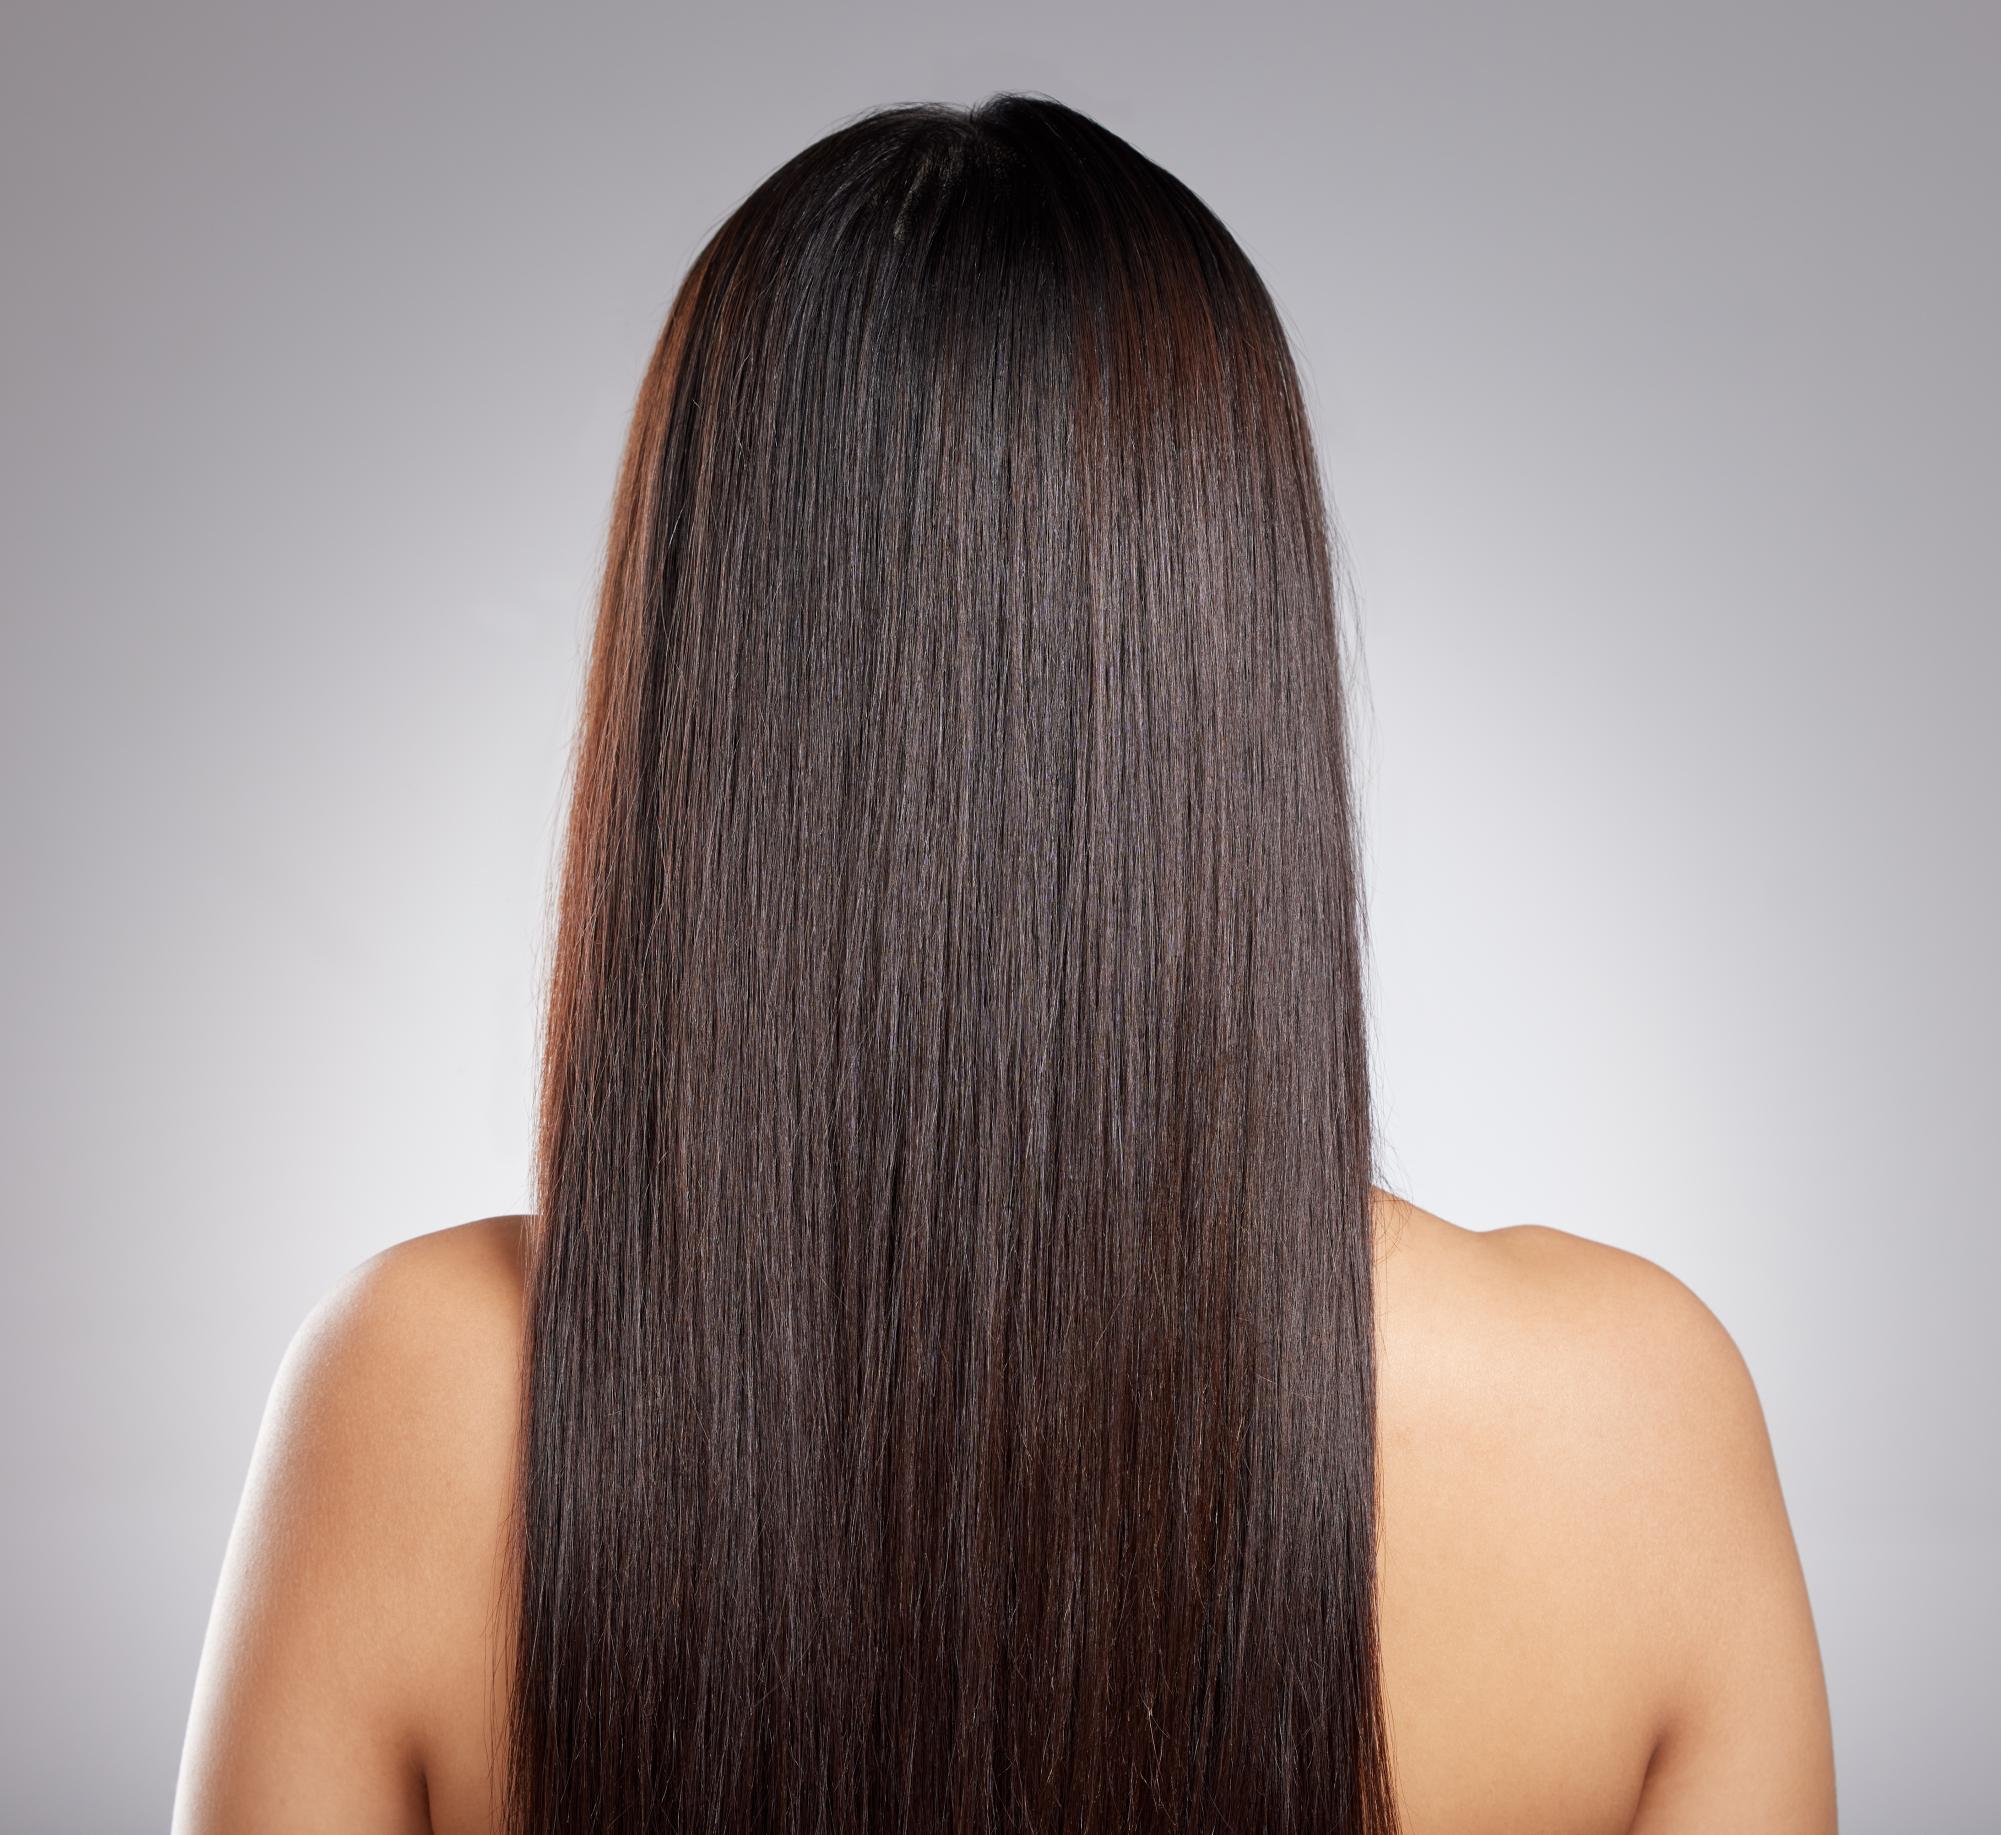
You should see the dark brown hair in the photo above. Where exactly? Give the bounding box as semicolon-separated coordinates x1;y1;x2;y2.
509;93;1397;1833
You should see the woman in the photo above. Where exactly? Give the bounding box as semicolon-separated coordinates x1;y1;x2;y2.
173;95;1835;1833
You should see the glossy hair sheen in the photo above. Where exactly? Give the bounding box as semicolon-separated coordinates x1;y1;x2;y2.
509;93;1397;1834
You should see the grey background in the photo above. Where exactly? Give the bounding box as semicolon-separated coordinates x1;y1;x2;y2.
2;3;1993;1829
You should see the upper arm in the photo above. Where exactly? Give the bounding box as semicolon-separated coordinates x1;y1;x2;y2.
172;1218;526;1835
1509;1228;1837;1834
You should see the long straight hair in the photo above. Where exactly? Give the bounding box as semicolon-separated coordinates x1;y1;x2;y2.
508;93;1397;1834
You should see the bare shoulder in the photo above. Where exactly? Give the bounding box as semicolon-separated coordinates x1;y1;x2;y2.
255;1212;530;1568
174;1216;530;1835
1380;1200;1763;1436
1371;1192;1834;1833
307;1211;529;1390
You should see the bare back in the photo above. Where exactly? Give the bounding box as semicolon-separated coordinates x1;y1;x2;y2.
174;1193;1835;1833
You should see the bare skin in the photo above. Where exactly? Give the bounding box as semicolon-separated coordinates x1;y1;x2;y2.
173;1191;1835;1832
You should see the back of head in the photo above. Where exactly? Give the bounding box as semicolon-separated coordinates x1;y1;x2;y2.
515;93;1395;1833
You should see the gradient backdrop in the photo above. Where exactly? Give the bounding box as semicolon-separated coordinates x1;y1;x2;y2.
2;4;1993;1829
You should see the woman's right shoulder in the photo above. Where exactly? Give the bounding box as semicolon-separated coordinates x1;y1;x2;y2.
1374;1194;1766;1445
1370;1190;1835;1832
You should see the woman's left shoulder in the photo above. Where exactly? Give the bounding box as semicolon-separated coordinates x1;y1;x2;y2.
286;1213;531;1474
335;1212;531;1352
174;1215;530;1833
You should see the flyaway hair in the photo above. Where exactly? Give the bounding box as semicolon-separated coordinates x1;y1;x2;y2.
508;92;1398;1834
